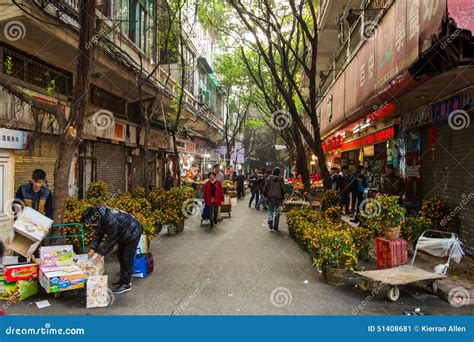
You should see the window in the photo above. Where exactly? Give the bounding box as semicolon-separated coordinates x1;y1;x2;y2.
129;0;157;61
182;46;195;94
112;0;129;36
1;44;73;96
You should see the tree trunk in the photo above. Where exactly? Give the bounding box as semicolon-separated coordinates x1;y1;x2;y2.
53;0;96;224
291;126;310;193
171;132;180;187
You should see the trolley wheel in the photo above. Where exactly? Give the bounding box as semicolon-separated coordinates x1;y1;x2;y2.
387;286;400;302
358;279;371;292
430;280;438;294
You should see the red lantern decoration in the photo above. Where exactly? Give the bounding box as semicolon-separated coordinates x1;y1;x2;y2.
428;127;438;145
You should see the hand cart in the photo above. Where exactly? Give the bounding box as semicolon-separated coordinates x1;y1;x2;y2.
354;230;463;302
42;223;87;254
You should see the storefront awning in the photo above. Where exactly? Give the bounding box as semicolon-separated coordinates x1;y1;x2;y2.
208;73;220;89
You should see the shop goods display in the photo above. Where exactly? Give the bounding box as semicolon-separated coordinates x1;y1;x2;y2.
40;245;74;268
39;265;86;293
0;276;38;302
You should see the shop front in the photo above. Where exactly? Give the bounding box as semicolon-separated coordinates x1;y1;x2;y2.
0;128;27;239
324;125;400;196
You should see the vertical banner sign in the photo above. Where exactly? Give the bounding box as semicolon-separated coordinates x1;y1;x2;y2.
375;8;396;90
419;0;446;51
394;0;409;72
356;38;376;101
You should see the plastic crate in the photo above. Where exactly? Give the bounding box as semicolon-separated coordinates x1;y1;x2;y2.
375;238;408;269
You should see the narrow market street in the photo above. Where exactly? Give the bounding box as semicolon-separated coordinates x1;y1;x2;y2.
6;197;469;316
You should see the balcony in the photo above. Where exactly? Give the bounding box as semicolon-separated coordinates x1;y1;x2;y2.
317;0;392;98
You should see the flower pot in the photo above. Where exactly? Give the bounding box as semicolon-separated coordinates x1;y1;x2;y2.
383;227;401;240
165;219;184;235
326;265;347;286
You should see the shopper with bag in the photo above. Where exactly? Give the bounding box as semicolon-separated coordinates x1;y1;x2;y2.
263;167;285;232
82;206;143;294
203;171;225;229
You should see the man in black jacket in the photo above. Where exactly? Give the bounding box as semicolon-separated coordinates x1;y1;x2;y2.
263;168;285;231
82;206;143;294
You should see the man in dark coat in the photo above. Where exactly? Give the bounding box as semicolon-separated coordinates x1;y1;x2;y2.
82;206;143;294
262;168;285;231
15;169;53;219
379;165;405;203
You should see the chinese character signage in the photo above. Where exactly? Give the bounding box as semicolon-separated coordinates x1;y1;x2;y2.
0;128;27;150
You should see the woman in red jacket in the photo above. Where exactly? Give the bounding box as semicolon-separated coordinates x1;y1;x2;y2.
203;171;225;228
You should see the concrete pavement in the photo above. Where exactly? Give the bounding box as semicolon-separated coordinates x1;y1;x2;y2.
5;196;471;315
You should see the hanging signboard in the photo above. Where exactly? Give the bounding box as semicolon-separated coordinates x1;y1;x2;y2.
341;126;396;151
0;128;27;150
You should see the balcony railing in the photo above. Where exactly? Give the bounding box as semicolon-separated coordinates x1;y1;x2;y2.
317;0;393;97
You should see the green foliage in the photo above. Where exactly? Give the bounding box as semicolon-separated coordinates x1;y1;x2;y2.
4;56;13;75
322;190;339;208
403;216;432;242
360;195;406;236
421;197;450;230
47;79;56;97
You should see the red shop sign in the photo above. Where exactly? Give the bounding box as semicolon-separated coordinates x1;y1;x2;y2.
341;126;396;151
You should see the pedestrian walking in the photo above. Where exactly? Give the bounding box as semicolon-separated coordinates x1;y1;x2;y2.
213;165;225;220
349;165;367;223
379;165;405;203
236;170;246;199
163;171;175;191
203;171;225;228
82;206;143;295
338;165;350;215
14;169;54;219
263;167;285;231
330;167;339;190
256;169;269;210
248;171;260;208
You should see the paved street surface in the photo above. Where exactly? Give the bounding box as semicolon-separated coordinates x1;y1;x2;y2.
6;197;471;316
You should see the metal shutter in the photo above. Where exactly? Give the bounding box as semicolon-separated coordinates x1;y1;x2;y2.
13;134;57;191
95;142;126;194
421;121;474;248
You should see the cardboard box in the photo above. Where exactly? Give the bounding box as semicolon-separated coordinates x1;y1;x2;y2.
4;263;38;282
40;245;74;268
0;276;38;301
86;275;109;308
6;233;41;258
39;265;85;293
74;254;104;279
13;207;53;242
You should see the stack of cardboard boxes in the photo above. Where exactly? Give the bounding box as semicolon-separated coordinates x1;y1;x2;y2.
38;245;86;293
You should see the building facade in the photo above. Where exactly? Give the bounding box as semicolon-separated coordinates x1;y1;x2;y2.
315;0;474;248
0;0;225;236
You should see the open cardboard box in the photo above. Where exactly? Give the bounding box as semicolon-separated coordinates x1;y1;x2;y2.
6;232;41;258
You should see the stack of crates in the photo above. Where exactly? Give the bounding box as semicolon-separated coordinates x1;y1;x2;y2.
375;237;408;269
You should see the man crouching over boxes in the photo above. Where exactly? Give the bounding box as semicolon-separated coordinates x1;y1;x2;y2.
82;206;143;295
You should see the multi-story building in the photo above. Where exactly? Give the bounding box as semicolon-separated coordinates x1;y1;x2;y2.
0;0;225;236
315;0;474;248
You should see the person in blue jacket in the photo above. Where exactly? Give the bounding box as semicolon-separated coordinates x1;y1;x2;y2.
15;169;53;219
82;206;143;294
